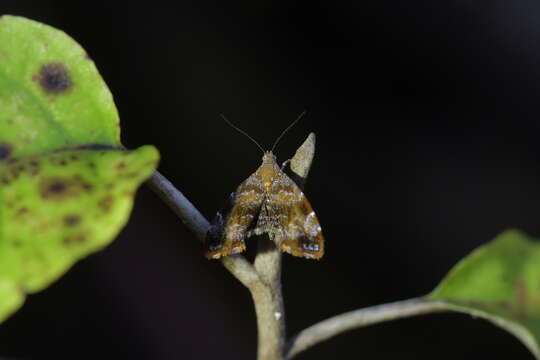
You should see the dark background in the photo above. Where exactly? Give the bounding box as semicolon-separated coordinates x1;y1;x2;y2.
1;1;539;359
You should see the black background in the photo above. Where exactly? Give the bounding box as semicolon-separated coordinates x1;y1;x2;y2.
1;1;540;359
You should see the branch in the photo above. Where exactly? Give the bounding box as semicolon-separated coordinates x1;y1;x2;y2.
143;135;525;360
147;136;448;360
251;238;285;360
248;133;317;359
147;171;208;240
285;297;449;359
146;133;317;360
289;133;315;187
146;171;259;288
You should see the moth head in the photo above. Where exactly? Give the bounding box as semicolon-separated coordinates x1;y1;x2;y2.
260;152;278;190
262;151;276;164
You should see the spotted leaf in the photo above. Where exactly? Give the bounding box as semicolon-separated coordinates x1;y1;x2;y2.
0;15;120;157
0;16;160;323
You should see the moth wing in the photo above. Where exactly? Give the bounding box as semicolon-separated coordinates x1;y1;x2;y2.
282;193;324;259
252;195;283;238
205;192;235;259
204;173;264;259
268;172;324;259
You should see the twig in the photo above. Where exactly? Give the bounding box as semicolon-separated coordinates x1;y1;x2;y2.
146;133;317;360
251;237;285;360
248;133;317;359
285;297;449;359
147;136;451;360
143;134;538;360
147;171;208;241
147;171;259;288
289;133;315;187
147;136;449;360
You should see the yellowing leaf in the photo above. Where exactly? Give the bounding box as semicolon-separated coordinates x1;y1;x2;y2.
0;16;160;323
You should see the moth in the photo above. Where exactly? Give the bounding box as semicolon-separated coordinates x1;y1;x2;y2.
205;114;324;260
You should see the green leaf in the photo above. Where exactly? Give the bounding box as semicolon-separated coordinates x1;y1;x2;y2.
0;15;159;323
0;15;120;157
430;230;540;358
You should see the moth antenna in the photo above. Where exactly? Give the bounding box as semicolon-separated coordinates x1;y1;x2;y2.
220;114;265;154
271;110;306;153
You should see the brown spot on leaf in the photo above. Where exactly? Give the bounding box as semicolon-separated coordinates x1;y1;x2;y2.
39;176;91;200
35;63;71;94
124;172;139;179
8;166;22;180
64;215;81;227
516;279;527;303
48;181;66;193
15;207;28;217
116;162;126;170
28;160;40;176
99;195;114;212
0;142;12;159
123;188;136;197
63;233;87;246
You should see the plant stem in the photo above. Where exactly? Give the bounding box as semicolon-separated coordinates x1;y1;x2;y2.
146;133;315;360
146;145;448;360
285;297;449;359
146;171;259;287
147;171;207;240
147;170;283;359
245;132;316;359
145;135;537;360
250;238;285;360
